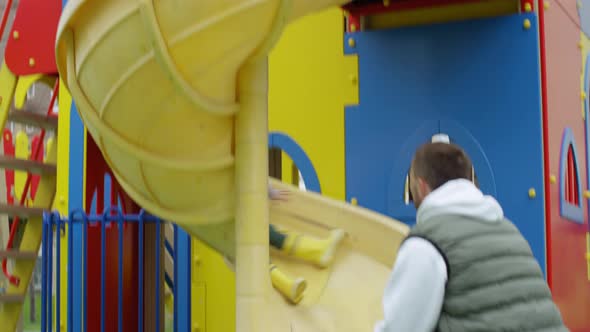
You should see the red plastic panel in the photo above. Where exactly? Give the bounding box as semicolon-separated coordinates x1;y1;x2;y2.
85;135;140;332
556;0;582;28
5;0;61;75
543;2;590;331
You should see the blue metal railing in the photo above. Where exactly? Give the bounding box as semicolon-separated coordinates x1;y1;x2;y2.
40;208;191;332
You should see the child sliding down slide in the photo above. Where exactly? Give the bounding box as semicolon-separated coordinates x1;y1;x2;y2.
268;186;345;304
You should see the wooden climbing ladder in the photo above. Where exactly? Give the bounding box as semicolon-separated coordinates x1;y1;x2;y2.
0;66;58;331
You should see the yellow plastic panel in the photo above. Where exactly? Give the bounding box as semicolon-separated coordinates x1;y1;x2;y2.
0;61;17;132
269;8;356;201
192;238;236;332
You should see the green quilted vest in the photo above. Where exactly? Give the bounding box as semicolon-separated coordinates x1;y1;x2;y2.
408;215;569;332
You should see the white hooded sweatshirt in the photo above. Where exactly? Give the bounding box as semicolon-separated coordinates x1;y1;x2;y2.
374;179;504;332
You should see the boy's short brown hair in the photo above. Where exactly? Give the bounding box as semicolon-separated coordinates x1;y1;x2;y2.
411;142;473;190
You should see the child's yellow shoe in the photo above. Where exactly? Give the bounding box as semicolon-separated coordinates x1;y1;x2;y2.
270;264;307;304
282;229;346;268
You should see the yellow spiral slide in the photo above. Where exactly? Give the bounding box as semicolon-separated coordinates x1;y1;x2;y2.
55;1;409;331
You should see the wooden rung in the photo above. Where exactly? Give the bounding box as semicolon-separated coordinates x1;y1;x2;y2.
164;223;174;245
0;204;45;218
7;111;58;130
0;250;37;259
0;294;25;303
165;250;174;281
0;156;56;175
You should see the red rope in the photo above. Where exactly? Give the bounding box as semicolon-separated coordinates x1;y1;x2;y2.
3;80;59;286
0;0;13;43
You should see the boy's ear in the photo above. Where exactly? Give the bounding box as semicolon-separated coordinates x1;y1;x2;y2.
417;177;429;195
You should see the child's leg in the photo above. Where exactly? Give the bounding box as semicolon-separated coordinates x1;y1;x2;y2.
281;229;346;269
269;263;307;304
269;224;287;249
269;224;306;304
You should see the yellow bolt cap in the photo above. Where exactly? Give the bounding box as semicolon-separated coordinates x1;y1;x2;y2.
523;19;532;30
351;197;358;206
524;3;533;12
12;30;19;39
544;0;550;9
28;57;35;67
528;188;536;199
584;191;590;199
348;37;356;48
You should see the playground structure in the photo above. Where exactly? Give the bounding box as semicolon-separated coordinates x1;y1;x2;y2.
0;0;588;331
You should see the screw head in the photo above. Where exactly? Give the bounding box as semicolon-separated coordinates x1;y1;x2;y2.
348;37;356;48
524;2;533;12
528;188;536;199
523;19;532;30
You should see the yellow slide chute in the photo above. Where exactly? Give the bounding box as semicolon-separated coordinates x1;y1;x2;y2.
55;1;409;331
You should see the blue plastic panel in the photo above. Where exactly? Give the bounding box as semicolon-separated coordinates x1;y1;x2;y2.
68;102;85;331
579;0;590;38
174;226;192;332
345;13;545;271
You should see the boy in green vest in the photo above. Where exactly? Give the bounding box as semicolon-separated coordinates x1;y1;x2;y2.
375;142;567;332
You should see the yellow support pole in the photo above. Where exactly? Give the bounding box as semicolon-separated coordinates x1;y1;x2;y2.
235;58;271;332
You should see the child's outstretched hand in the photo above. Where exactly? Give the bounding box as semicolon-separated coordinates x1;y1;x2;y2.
269;187;290;201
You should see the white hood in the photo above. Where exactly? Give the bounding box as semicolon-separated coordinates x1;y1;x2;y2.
416;179;504;224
